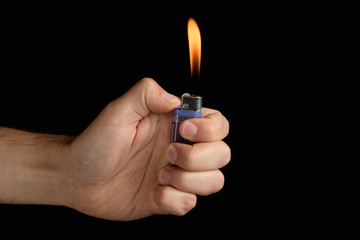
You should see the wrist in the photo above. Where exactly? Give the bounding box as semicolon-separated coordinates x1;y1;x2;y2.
31;135;74;206
0;128;74;206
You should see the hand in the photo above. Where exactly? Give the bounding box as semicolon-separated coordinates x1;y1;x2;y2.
64;78;231;220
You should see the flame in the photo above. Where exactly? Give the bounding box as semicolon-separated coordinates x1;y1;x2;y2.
188;18;201;79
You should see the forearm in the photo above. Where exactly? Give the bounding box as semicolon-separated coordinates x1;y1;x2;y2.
0;127;74;205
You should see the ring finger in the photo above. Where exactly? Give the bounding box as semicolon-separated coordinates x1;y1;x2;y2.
158;166;225;196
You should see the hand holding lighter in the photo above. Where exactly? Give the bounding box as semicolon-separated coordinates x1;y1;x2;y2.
170;93;203;144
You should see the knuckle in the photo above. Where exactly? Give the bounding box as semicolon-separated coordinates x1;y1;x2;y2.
139;77;155;86
202;111;230;140
213;111;230;139
213;171;225;192
104;99;116;112
205;122;218;139
223;117;230;136
221;142;231;166
216;111;229;139
186;146;197;169
137;77;157;92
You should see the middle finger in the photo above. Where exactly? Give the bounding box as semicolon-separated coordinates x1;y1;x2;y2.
166;141;231;171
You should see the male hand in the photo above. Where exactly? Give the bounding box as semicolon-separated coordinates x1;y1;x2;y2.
65;78;230;220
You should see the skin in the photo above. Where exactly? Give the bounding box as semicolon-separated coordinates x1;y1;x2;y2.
0;78;230;220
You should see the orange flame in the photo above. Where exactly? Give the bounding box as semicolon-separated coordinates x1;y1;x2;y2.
188;18;201;79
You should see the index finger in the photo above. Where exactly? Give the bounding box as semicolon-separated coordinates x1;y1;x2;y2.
180;108;230;143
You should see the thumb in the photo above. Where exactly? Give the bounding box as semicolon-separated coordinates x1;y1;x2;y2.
107;78;181;123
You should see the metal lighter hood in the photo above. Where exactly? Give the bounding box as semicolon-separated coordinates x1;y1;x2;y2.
180;93;203;112
170;93;203;145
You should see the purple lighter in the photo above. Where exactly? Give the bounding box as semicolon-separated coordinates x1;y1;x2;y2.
170;93;203;144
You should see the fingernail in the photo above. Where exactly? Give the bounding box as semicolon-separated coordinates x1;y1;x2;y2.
159;169;171;184
182;121;198;137
161;91;180;104
166;145;177;163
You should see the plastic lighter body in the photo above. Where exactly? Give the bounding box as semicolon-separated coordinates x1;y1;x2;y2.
170;93;202;144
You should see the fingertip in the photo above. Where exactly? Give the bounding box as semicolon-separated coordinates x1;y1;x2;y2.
152;186;197;216
166;144;178;164
161;91;181;105
181;193;197;216
160;90;181;113
180;121;198;138
136;78;180;114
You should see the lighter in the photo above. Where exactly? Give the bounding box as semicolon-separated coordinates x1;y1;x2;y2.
170;18;203;144
170;93;203;144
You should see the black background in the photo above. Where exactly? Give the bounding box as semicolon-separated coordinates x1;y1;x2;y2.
0;2;351;237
